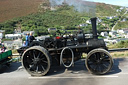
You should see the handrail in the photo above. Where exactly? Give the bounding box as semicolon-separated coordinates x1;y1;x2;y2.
108;48;128;52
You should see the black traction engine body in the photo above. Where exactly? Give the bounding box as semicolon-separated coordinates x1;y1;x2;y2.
17;18;113;76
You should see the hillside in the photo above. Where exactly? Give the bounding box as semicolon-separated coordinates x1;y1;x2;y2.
114;11;128;30
0;0;126;36
0;6;85;35
0;0;44;22
0;0;121;23
96;3;120;16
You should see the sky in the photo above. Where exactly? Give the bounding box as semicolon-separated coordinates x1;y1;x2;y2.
85;0;128;7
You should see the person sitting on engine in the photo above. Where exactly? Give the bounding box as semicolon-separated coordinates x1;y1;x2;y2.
22;41;26;47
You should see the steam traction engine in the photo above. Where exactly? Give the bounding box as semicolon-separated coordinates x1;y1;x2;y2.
18;18;113;76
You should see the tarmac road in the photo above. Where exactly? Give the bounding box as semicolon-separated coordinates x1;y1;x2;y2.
0;58;128;85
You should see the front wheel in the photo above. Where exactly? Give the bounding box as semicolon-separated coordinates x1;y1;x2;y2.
22;46;51;76
86;48;113;75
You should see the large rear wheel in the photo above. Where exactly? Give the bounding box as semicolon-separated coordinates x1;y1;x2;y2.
86;48;113;75
22;46;51;76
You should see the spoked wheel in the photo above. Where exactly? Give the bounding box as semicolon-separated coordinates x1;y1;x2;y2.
86;48;113;75
22;46;51;76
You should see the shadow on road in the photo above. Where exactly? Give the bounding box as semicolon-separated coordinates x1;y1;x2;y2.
48;58;124;76
0;58;125;76
47;59;88;76
0;62;22;74
106;58;124;75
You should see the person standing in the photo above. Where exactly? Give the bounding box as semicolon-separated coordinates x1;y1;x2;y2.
29;32;35;44
25;33;29;46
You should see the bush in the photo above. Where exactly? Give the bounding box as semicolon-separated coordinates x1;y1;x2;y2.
108;40;128;49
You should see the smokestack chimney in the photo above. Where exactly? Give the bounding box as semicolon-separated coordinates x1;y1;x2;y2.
90;17;98;39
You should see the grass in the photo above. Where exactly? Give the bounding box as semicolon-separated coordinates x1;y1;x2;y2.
110;51;128;58
12;49;18;54
11;49;21;62
108;40;128;49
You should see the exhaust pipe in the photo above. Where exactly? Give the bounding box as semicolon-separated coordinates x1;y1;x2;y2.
90;17;98;39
